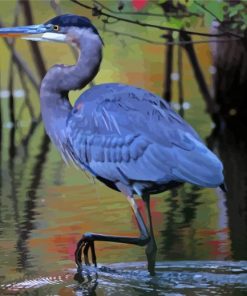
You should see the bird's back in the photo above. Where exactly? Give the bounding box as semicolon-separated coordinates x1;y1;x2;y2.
65;83;224;194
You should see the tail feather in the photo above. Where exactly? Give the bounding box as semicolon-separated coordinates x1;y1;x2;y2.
172;136;224;188
220;182;227;192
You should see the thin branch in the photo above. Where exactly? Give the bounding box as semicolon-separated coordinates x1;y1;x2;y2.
94;0;202;18
194;1;241;39
103;28;166;45
0;67;2;142
21;116;42;149
195;1;222;23
7;1;20;126
71;0;243;38
50;0;63;15
103;27;239;45
178;42;184;117
2;39;40;91
16;68;35;120
0;21;40;91
161;38;240;45
163;32;173;102
8;51;15;125
20;0;46;79
180;32;218;116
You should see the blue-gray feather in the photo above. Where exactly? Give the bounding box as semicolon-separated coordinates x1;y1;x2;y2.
66;83;224;194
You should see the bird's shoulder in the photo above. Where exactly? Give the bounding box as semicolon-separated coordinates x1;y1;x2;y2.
66;83;201;154
75;82;165;104
68;83;185;130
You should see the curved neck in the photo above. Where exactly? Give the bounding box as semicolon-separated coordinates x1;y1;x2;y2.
41;29;102;94
40;28;102;151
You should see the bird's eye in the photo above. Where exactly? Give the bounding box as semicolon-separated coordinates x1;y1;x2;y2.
53;25;60;31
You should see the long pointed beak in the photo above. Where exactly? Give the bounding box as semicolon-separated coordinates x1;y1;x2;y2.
0;23;66;43
0;24;53;38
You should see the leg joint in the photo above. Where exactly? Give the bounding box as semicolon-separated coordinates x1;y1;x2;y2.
83;232;94;241
138;235;150;246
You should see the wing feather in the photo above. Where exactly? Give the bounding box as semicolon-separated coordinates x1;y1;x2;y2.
66;83;223;187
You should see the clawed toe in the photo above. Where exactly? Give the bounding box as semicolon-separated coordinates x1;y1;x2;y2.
83;242;90;265
75;235;97;270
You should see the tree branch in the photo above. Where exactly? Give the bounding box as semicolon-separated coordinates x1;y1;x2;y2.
7;0;21;126
17;68;35;120
71;0;243;38
20;0;46;79
0;20;40;92
178;42;184;117
180;32;218;116
194;1;241;39
103;27;239;45
94;0;202;18
8;50;15;125
163;32;173;102
0;45;39;92
103;28;167;45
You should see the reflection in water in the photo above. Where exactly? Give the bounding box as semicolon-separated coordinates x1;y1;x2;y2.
0;111;2;238
16;133;50;271
0;111;246;294
74;272;98;296
1;262;247;295
209;126;247;260
160;185;201;259
7;126;21;271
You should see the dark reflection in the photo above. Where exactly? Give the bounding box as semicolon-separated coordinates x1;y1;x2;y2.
160;189;181;258
74;272;98;296
180;185;201;225
0;100;2;235
208;125;247;260
8;126;20;233
21;119;42;156
160;185;201;259
16;132;50;271
9;126;16;160
1;122;51;271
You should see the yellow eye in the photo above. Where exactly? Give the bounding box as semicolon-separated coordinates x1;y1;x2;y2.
53;25;60;31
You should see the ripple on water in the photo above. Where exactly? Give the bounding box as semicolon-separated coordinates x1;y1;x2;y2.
1;261;247;295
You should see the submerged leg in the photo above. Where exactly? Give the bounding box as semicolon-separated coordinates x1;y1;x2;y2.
143;194;157;276
75;195;150;271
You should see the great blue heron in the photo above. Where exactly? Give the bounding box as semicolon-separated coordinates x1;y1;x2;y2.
0;14;224;276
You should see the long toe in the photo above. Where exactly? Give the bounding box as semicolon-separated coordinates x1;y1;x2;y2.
90;241;97;267
75;238;85;268
83;242;91;265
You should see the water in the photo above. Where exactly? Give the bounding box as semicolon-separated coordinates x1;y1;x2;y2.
1;262;247;295
0;122;246;295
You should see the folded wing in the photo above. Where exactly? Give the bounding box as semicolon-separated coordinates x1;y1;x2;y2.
66;83;224;188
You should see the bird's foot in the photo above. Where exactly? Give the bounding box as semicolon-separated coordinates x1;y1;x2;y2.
75;233;97;273
147;261;156;276
145;240;157;276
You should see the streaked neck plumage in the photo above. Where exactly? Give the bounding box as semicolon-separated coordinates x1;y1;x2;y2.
40;28;103;153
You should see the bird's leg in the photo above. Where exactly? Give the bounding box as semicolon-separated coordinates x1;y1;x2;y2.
142;194;157;276
75;195;150;272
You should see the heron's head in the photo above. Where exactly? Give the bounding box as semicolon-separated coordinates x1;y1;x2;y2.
0;14;103;45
